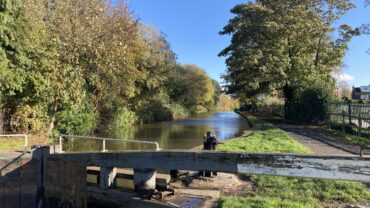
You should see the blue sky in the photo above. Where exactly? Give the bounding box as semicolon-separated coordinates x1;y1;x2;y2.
127;0;370;87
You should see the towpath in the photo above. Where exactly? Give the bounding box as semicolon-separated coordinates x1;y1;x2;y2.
248;113;366;156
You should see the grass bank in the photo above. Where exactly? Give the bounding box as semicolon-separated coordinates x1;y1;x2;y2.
0;135;49;151
313;127;370;149
218;113;370;208
0;138;24;151
218;115;311;154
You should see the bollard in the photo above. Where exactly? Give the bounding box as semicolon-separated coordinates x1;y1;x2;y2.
99;167;117;189
133;168;156;197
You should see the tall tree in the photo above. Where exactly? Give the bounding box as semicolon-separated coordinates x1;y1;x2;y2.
219;0;359;106
364;0;370;51
0;0;60;133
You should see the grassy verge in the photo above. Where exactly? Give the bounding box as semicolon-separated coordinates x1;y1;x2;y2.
0;138;24;151
218;114;370;208
313;127;370;149
0;135;49;151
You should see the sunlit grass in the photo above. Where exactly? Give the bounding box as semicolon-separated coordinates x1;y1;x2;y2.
218;114;370;208
0;138;24;151
217;128;312;154
316;127;370;148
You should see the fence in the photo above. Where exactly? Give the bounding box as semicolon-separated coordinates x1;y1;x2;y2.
327;100;370;137
240;100;370;138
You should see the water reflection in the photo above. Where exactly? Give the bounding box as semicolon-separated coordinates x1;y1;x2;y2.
64;112;250;152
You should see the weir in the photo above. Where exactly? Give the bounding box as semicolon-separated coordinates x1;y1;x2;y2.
0;146;370;208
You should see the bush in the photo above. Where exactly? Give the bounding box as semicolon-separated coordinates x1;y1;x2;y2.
54;101;97;136
110;107;137;129
10;104;49;133
286;81;332;124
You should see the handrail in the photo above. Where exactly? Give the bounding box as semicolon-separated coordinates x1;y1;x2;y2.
0;134;28;152
59;134;160;152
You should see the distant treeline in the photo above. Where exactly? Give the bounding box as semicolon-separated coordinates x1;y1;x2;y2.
0;0;220;137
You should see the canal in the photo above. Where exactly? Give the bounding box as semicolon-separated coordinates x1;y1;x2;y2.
64;111;250;152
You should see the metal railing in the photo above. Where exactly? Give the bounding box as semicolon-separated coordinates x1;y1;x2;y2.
0;134;28;152
59;135;160;153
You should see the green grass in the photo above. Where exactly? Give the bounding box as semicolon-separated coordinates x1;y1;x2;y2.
0;139;24;151
218;113;312;154
219;196;307;208
218;128;312;154
218;114;370;208
316;127;370;148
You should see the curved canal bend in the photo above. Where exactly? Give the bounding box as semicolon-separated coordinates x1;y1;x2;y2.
64;111;250;152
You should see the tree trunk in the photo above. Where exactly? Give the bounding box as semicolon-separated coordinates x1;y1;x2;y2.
47;116;55;136
283;85;295;118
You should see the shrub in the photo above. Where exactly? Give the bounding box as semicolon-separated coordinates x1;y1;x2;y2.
54;101;97;136
10;104;49;133
286;81;332;124
109;106;137;130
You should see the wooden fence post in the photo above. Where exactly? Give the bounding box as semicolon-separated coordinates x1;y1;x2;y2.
358;118;362;137
348;100;352;125
342;110;346;133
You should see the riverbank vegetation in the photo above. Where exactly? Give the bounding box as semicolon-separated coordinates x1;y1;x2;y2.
0;0;220;139
216;93;240;112
218;114;370;208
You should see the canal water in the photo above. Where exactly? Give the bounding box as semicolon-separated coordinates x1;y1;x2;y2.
64;111;250;152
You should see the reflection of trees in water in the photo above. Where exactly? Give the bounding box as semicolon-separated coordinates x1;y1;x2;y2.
64;138;101;152
64;112;250;151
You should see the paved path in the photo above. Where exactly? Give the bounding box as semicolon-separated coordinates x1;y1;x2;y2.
249;113;367;156
278;124;353;155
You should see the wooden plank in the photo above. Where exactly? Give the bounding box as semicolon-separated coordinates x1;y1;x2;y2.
74;163;87;208
57;161;67;206
20;186;37;208
49;150;370;181
20;160;38;208
64;162;76;206
44;160;58;197
3;160;22;208
0;173;4;208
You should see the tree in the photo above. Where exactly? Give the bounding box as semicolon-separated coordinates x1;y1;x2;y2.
0;0;60;133
363;0;370;51
43;0;144;133
0;0;221;137
217;93;239;111
337;81;352;98
219;0;359;109
0;0;29;102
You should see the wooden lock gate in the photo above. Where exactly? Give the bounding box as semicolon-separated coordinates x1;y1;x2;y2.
1;146;370;208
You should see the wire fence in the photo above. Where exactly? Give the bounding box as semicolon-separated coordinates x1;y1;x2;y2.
327;100;370;137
